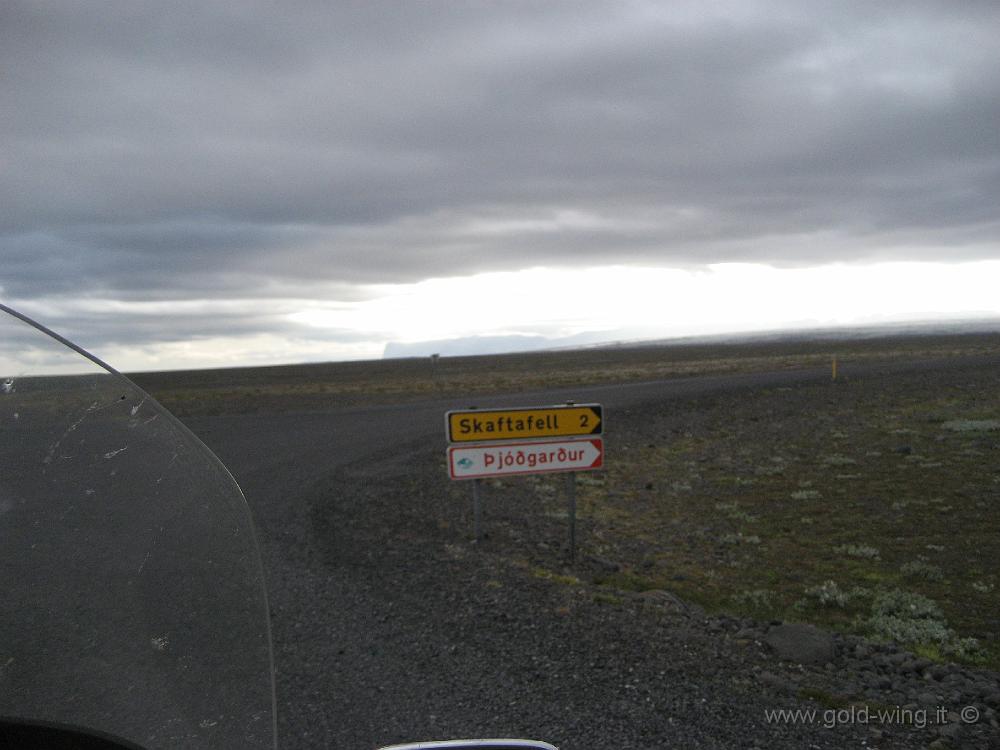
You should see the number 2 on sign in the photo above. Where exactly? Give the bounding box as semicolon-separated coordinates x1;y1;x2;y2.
580;415;589;427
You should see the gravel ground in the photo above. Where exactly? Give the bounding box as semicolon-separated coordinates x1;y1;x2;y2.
255;435;999;750
185;357;1000;750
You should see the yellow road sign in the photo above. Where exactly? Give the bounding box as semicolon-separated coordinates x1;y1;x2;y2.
446;404;603;443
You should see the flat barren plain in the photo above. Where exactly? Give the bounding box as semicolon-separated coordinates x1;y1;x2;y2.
134;330;1000;416
132;331;1000;749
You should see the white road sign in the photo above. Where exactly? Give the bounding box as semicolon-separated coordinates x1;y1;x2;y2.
448;438;604;480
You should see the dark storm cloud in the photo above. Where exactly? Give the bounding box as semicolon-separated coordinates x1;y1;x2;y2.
2;0;999;349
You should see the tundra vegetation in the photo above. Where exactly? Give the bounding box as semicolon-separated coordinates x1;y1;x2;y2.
136;331;1000;669
511;351;1000;669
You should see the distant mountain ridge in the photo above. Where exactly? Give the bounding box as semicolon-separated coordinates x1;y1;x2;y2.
382;317;1000;359
382;331;618;358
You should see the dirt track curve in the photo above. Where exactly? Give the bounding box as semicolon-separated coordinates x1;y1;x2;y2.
184;357;1000;750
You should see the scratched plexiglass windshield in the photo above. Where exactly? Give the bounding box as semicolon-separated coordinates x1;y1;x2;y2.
0;307;276;749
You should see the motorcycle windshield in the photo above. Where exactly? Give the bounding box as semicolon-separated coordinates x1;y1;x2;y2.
0;306;277;749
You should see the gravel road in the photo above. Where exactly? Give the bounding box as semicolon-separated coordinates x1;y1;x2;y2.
185;358;1000;750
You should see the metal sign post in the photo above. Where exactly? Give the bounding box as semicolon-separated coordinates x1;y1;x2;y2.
566;471;576;560
472;478;483;542
466;405;481;542
446;401;604;551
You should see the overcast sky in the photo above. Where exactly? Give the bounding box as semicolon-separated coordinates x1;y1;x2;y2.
3;1;999;370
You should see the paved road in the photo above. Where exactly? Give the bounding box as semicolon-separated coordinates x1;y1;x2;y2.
188;364;844;562
187;354;993;529
192;365;836;477
182;356;999;749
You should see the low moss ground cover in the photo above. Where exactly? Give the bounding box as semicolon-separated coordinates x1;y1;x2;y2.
137;329;1000;669
530;360;1000;668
